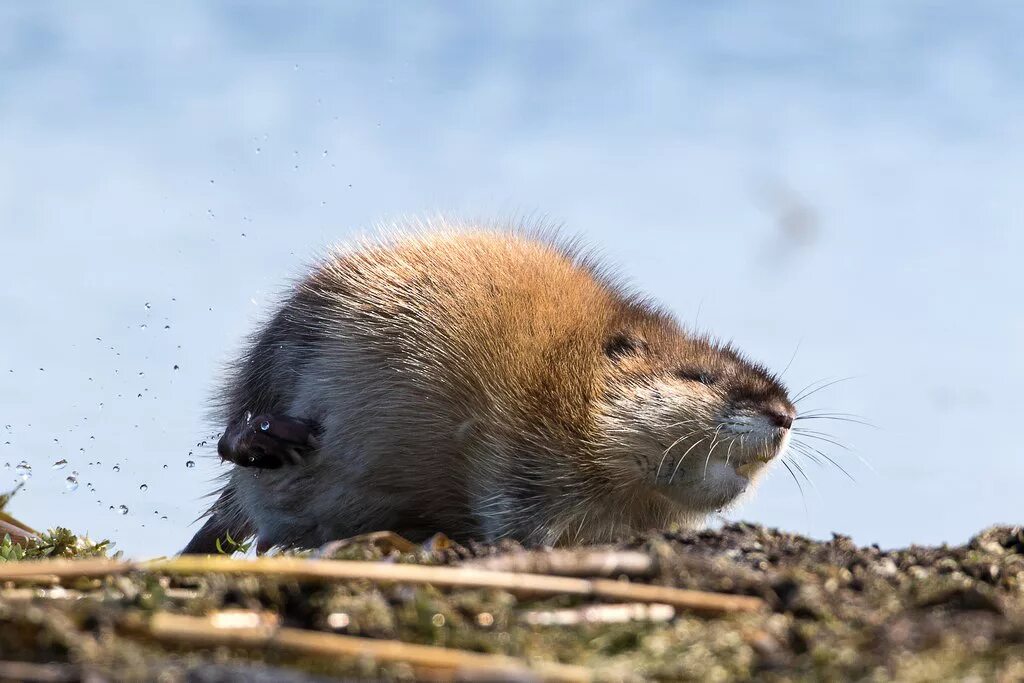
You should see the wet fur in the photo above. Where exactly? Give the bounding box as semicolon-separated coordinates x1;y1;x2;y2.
187;222;793;552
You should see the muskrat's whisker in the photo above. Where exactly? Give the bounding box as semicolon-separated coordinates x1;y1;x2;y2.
656;429;699;480
795;415;876;428
786;455;815;488
791;444;825;467
779;339;802;378
663;418;702;431
790;427;843;439
791;376;835;404
791;429;851;452
779;458;808;516
792;376;857;405
789;438;829;467
795;408;868;420
724;436;737;468
794;409;876;428
667;437;708;485
792;439;856;482
702;424;726;480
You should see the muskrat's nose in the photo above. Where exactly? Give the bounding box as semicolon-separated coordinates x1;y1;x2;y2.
767;409;794;430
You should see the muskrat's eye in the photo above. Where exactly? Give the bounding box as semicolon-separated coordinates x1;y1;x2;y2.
604;334;645;359
675;369;717;385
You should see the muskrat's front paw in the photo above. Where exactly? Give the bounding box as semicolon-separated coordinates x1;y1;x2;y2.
217;413;320;469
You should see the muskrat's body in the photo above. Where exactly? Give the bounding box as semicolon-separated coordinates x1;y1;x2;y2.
185;227;796;554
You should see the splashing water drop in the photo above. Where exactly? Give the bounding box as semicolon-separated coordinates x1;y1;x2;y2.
65;475;79;492
186;460;196;468
118;505;129;515
16;461;32;481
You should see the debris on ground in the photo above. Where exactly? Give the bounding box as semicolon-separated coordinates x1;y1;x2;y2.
1;522;1023;681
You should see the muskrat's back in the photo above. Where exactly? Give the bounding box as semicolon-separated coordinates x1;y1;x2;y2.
205;231;620;549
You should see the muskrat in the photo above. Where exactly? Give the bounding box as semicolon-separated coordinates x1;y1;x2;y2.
183;226;796;554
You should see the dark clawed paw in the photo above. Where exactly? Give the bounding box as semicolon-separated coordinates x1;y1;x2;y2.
218;412;320;470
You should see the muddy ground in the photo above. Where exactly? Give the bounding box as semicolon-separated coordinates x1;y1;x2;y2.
1;522;1023;682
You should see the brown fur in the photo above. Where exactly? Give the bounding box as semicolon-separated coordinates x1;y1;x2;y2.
186;224;795;553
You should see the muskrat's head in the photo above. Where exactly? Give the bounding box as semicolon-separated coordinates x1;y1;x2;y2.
594;308;795;515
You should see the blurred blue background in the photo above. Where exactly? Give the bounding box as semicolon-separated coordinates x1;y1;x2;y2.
1;2;1021;557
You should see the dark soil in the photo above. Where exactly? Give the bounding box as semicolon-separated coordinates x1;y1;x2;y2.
2;523;1023;682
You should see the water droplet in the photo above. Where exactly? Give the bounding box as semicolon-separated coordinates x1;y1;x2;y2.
196;441;206;447
139;323;147;329
162;464;168;469
144;302;151;310
260;420;271;432
52;459;68;470
255;146;261;154
118;505;128;515
139;483;148;491
15;461;31;481
112;464;120;472
244;411;253;424
321;149;328;157
65;475;79;492
186;460;196;468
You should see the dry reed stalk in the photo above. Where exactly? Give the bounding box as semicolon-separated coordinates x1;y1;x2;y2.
521;602;676;626
0;555;765;615
464;549;655;578
0;518;38;544
137;611;591;682
149;556;765;614
0;558;131;581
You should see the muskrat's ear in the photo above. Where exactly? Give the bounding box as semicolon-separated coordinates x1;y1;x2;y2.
603;334;647;360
